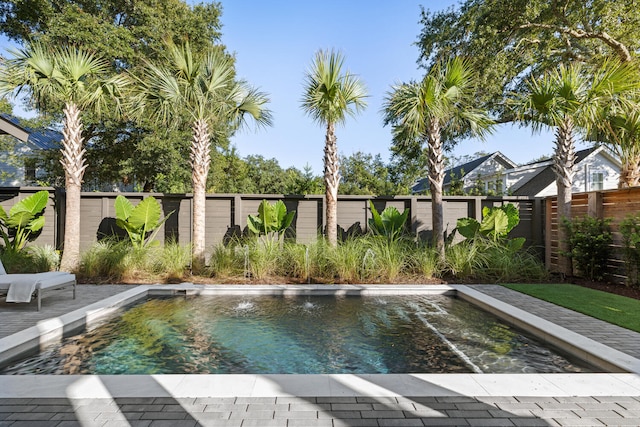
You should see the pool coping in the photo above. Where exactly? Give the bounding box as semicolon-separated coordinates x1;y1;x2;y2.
2;283;640;398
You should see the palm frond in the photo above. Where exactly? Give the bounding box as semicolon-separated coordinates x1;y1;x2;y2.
382;56;492;145
301;49;368;126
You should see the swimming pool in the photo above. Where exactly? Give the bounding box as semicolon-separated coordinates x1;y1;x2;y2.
1;293;595;375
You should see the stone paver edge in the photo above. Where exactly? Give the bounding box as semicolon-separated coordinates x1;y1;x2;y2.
453;285;640;374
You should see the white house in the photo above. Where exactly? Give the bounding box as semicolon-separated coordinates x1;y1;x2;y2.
506;146;620;197
0;114;61;186
411;152;517;194
411;146;621;196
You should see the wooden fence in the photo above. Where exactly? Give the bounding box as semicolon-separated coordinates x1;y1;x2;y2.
545;186;640;283
0;188;543;260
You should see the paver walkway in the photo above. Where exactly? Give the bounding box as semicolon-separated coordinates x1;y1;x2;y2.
2;283;640;426
473;284;640;359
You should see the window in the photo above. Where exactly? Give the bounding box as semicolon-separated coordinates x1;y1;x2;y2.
495;179;503;195
591;172;604;191
23;158;37;184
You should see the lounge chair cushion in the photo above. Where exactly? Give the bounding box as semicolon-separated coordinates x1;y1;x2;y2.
0;272;73;303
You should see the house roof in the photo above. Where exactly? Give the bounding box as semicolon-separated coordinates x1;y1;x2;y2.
0;113;62;150
411;152;517;193
511;146;603;196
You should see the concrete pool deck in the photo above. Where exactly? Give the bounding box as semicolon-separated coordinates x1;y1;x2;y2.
2;284;640;426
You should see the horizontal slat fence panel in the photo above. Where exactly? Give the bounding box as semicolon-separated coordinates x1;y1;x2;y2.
546;187;640;283
0;189;543;262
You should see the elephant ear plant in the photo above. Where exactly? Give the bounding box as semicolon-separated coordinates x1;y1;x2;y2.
456;203;525;251
368;201;409;243
247;200;296;238
0;190;49;254
115;195;173;249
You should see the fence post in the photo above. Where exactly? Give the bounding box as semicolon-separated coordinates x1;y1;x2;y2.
545;196;553;270
233;195;243;228
474;196;483;220
410;197;419;238
587;191;603;219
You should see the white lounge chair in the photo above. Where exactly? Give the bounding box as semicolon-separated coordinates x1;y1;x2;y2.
0;261;76;311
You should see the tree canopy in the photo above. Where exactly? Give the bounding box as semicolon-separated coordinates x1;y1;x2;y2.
418;0;640;119
1;0;229;192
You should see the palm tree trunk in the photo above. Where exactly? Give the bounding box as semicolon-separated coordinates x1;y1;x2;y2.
553;118;576;276
59;103;87;272
191;119;211;268
324;122;340;246
427;119;445;259
619;151;640;188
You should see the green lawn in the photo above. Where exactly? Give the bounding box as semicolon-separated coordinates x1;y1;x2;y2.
503;283;640;333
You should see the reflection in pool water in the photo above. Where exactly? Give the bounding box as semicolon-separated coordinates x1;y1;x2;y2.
1;294;596;375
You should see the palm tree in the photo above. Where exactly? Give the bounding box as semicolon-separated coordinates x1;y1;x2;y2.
512;59;639;275
383;57;493;259
301;49;367;246
0;42;126;271
597;102;640;188
128;42;272;266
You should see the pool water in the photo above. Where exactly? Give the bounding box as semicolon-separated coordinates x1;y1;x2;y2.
1;294;595;374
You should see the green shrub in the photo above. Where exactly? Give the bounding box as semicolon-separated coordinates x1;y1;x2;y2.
277;242;310;281
328;237;367;283
28;245;60;272
563;216;612;281
457;203;523;247
247;236;280;279
305;239;334;282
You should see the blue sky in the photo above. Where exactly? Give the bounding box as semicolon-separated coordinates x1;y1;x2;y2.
218;0;560;173
1;0;564;174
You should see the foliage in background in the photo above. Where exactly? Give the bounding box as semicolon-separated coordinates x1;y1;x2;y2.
367;201;409;243
0;0;229;193
620;213;640;286
0;190;48;254
340;152;409;195
115;195;173;249
418;0;639;121
563;216;613;281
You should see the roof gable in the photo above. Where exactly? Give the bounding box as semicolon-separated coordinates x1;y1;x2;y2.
511;146;617;196
0;114;62;150
411;151;517;193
